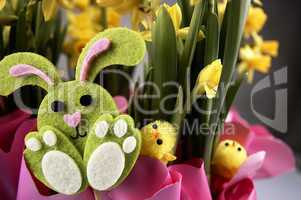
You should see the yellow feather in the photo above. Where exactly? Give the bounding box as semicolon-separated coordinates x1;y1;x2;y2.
141;121;177;164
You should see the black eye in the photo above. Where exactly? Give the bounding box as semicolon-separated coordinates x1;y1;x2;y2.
152;123;158;129
225;142;229;147
51;101;65;112
156;139;163;145
237;147;242;152
80;95;93;106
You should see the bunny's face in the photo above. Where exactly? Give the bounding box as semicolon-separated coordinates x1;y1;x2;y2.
38;81;118;150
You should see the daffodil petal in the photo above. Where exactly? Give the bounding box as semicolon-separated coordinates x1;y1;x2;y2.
261;40;279;57
0;0;6;10
42;0;58;21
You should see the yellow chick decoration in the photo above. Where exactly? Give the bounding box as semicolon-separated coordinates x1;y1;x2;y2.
212;140;248;180
141;121;177;164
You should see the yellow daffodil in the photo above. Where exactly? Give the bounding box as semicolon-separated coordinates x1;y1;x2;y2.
97;0;147;30
0;0;6;10
190;0;201;6
67;7;102;40
42;0;91;21
97;0;140;14
195;59;223;99
218;0;227;24
253;32;279;57
244;6;267;37
96;0;124;7
239;45;271;82
238;33;279;82
142;3;205;41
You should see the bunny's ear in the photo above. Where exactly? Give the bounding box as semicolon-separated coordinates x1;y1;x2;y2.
0;52;61;96
75;28;146;82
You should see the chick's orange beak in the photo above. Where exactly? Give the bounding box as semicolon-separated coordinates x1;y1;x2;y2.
151;130;160;140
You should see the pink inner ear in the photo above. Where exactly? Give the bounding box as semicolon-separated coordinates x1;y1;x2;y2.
80;38;111;82
9;64;54;86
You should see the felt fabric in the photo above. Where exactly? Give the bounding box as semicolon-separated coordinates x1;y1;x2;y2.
84;114;141;191
113;119;128;138
41;151;83;195
38;81;118;153
43;130;57;146
10;64;54;86
75;28;146;82
0;53;61;96
63;111;81;128
0;118;36;200
0;28;146;196
24;126;88;194
87;142;125;191
79;38;111;81
122;136;137;153
25;137;42;152
95;121;110;138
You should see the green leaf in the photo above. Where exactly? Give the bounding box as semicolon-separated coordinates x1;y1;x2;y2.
179;0;207;90
177;0;194;26
0;14;17;25
204;12;219;65
15;6;27;51
0;26;4;58
171;86;184;129
150;6;178;120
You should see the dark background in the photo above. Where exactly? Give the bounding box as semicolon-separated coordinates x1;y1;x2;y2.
234;0;301;164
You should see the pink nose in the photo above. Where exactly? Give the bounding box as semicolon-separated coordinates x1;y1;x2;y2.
64;112;81;128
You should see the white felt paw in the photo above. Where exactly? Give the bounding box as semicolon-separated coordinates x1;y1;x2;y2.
95;121;109;138
43;130;57;146
87;142;125;191
113;119;127;138
122;136;137;154
42;151;82;195
85;115;140;191
25;137;42;152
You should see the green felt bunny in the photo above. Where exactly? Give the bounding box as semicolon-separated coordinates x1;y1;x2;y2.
0;28;146;195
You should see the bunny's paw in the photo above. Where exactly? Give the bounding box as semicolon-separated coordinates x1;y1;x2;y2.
24;126;88;195
84;114;141;191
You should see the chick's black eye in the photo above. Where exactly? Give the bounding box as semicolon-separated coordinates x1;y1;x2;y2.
80;95;93;106
225;142;229;147
237;147;242;152
157;139;163;145
51;101;65;112
152;123;158;129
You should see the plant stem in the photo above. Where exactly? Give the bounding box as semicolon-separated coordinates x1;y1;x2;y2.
203;0;251;177
100;7;108;29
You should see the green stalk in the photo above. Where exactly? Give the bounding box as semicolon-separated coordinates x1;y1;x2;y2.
203;0;251;177
213;74;245;147
201;0;220;175
100;7;108;29
179;0;206;94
